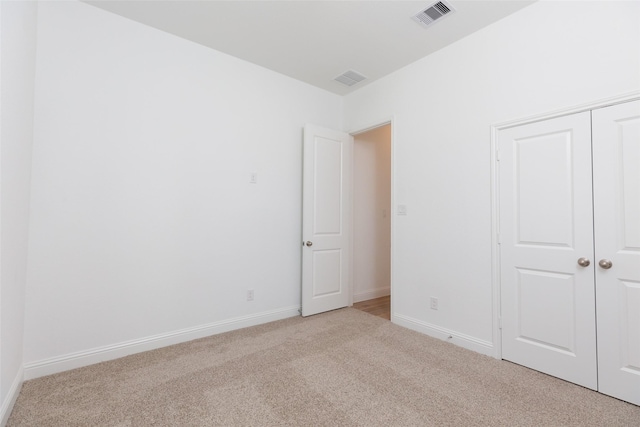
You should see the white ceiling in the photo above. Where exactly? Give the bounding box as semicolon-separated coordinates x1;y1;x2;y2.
84;1;535;95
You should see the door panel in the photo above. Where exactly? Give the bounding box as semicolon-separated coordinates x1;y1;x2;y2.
302;124;352;317
499;112;597;390
313;138;343;234
592;100;640;405
621;281;640;372
517;268;576;354
312;250;342;296
516;131;575;247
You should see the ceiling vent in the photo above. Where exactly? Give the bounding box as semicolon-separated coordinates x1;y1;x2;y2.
334;70;367;87
412;1;454;28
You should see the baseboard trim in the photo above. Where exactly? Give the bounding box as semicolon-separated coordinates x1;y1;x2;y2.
1;366;23;427
24;305;301;381
353;287;390;303
393;314;494;357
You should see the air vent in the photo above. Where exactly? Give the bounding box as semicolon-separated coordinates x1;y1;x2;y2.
412;1;454;28
334;70;367;87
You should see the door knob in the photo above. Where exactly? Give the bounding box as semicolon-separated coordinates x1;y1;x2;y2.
305;241;313;247
577;257;590;267
598;259;613;269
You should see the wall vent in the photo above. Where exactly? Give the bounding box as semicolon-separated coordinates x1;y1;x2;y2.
334;70;367;87
412;1;454;28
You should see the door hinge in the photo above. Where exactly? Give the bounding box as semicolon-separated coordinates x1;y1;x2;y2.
497;232;501;245
498;316;502;330
496;149;501;162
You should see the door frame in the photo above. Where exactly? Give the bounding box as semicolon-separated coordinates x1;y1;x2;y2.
490;91;640;360
349;117;395;321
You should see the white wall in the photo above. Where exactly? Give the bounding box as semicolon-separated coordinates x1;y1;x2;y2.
23;1;342;377
15;0;640;384
344;0;640;354
0;0;38;422
353;125;391;302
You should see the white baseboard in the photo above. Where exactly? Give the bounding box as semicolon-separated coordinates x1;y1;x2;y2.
353;287;390;303
24;305;301;381
393;313;494;357
1;366;23;427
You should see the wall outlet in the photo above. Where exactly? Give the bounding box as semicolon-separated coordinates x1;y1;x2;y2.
250;172;258;184
247;289;254;301
430;297;438;310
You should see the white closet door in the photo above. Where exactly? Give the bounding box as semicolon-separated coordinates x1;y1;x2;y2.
498;112;597;390
592;100;640;405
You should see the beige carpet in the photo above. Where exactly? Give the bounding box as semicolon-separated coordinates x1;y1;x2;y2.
8;308;640;426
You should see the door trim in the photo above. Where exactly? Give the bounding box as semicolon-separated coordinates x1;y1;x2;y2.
490;91;640;360
349;117;395;321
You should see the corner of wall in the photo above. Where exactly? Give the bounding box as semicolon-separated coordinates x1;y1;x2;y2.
0;367;23;427
0;0;39;423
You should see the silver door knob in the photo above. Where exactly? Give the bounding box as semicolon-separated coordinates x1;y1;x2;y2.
598;259;613;269
577;257;590;267
305;241;313;247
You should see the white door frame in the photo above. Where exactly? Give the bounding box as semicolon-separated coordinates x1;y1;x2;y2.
490;91;640;360
349;117;395;320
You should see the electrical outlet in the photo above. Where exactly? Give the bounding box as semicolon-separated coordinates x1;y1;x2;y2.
250;172;258;184
430;297;438;310
247;289;254;301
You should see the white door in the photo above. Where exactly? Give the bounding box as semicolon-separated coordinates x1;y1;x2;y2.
498;112;598;389
592;100;640;405
301;124;352;317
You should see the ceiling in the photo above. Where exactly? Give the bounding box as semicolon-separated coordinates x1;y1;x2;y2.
84;1;536;95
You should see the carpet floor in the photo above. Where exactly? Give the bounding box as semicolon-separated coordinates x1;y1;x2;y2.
8;308;640;426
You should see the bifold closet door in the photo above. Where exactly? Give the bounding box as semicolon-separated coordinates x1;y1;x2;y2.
592;100;640;406
498;112;598;390
499;100;640;405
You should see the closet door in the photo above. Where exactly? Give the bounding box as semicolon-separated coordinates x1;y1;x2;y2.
498;112;597;390
592;100;640;405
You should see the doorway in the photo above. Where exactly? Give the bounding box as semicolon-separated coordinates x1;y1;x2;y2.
351;124;392;320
